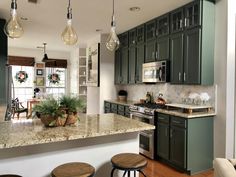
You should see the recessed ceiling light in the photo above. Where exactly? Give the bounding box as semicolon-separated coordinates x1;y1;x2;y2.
96;29;102;32
129;7;141;12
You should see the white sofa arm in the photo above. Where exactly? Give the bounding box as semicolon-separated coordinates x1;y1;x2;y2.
214;158;236;177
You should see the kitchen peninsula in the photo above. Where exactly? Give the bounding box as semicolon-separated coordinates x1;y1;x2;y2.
0;113;154;177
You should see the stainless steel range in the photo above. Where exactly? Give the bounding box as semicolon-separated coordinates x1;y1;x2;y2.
130;103;163;159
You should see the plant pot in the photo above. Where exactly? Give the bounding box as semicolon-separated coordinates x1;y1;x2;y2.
65;114;78;125
118;96;127;101
40;115;66;127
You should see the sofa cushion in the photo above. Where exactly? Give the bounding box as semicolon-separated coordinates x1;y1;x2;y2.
214;158;236;177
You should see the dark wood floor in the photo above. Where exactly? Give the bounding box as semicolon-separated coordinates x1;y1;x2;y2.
143;158;213;177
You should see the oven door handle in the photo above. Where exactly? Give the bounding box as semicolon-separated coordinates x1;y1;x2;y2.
140;131;153;138
130;112;153;119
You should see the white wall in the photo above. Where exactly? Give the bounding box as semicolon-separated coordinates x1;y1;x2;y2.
69;48;79;95
214;0;236;158
86;34;116;114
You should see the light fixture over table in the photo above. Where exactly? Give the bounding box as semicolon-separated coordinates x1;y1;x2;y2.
61;0;78;45
4;0;24;39
106;0;120;51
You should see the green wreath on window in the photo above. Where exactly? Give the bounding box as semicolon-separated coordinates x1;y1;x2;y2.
48;73;60;84
15;71;28;83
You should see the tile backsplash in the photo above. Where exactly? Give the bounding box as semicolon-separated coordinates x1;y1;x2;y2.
116;84;216;106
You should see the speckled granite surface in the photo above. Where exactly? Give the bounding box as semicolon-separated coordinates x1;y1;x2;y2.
0;105;6;122
0;113;155;149
156;109;216;118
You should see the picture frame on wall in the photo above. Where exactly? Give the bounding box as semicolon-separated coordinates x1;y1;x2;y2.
36;69;43;76
35;77;45;86
35;63;45;68
86;43;100;87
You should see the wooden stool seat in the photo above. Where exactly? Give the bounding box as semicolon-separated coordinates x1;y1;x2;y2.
0;175;22;177
51;162;95;177
111;153;147;170
110;153;147;177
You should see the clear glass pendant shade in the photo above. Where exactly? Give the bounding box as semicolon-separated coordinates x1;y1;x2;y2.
106;26;120;51
5;9;24;39
61;19;78;45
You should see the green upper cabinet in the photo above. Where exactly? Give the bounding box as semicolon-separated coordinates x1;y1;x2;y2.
128;46;136;84
156;14;169;37
114;49;121;84
184;28;201;84
136;44;145;83
120;32;129;48
157;36;169;61
170;0;214;85
145;19;156;41
170;32;184;84
129;28;137;46
120;47;129;84
137;25;145;44
145;39;156;63
185;1;201;29
170;8;184;34
0;19;7;104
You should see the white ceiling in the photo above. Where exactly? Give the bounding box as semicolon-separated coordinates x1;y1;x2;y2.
0;0;192;51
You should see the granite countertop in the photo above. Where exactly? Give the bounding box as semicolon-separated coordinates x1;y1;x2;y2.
0;113;155;149
156;109;216;118
0;105;7;122
105;100;216;118
105;100;139;106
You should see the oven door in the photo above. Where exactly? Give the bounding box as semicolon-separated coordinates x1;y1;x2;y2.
130;112;154;125
139;130;154;159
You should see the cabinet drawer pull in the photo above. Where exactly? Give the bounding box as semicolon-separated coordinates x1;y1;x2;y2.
156;51;158;59
184;72;186;82
170;129;173;138
158;117;165;120
184;18;187;27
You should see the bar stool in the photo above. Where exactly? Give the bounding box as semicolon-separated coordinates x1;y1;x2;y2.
0;175;22;177
51;162;95;177
110;153;147;177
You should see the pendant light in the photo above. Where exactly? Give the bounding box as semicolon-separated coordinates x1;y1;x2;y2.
61;0;78;45
4;0;24;39
106;0;120;51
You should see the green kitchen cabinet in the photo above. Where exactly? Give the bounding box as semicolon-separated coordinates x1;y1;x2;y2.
120;32;129;48
156;112;213;175
104;101;130;118
121;47;129;84
128;46;136;84
170;8;184;34
170;126;187;169
156;14;169;37
136;44;145;83
185;0;201;29
114;49;121;84
184;28;201;84
0;19;7;104
129;28;137;46
170;0;214;85
157;36;169;61
170;32;184;84
137;25;145;44
145;19;156;41
145;39;156;63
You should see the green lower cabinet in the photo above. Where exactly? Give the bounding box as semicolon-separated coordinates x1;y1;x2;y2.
170;126;187;169
157;123;169;160
104;101;130;118
156;113;213;175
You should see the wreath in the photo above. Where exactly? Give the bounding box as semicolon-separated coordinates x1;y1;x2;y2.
15;71;28;83
48;73;60;84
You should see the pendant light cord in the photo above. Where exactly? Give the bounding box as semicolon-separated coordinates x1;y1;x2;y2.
112;0;114;17
111;0;115;26
67;0;72;19
11;0;17;10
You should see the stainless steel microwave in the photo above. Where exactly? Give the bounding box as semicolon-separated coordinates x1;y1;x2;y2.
142;61;169;83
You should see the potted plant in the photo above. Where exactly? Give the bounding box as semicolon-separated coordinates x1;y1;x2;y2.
118;90;128;101
59;95;85;125
33;98;65;127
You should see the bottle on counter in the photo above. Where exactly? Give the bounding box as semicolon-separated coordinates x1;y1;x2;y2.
146;92;151;103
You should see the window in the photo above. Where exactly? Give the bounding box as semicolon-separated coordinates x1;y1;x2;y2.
45;67;67;99
12;66;34;106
